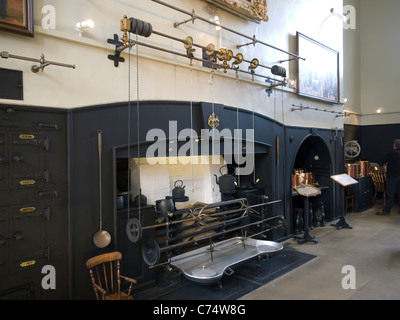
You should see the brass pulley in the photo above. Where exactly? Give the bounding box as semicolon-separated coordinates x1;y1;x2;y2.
249;58;259;70
184;36;196;58
205;43;215;56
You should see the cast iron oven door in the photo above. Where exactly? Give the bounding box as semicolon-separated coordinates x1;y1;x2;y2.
10;133;48;189
0;204;50;274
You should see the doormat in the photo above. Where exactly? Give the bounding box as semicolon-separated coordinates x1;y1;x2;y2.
134;246;316;300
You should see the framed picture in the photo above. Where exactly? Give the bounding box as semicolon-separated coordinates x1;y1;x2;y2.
0;0;34;37
296;32;339;103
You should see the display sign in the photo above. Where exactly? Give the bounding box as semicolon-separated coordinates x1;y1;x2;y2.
331;174;358;187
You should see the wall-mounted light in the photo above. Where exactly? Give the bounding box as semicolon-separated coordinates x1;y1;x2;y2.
376;108;384;114
214;15;221;31
330;8;348;23
76;19;94;37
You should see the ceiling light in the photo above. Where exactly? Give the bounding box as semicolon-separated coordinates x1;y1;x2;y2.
376;108;383;114
76;19;94;37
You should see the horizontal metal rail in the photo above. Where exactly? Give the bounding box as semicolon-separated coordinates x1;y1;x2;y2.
151;0;305;61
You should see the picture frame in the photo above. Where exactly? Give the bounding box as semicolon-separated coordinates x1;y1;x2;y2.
296;32;339;104
202;0;268;23
0;0;34;37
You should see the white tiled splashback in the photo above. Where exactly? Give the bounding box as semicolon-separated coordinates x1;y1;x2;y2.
130;156;226;209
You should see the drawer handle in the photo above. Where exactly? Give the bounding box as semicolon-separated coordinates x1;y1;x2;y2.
38;191;58;198
14;233;24;241
19;134;35;140
20;207;36;213
19;180;36;186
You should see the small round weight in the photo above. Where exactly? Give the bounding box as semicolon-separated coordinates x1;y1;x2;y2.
129;18;137;34
142;239;160;266
145;22;153;37
126;218;142;243
141;22;149;38
135;19;144;36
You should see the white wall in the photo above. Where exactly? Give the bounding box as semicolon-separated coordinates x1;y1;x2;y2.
344;0;400;126
343;0;361;125
0;0;344;129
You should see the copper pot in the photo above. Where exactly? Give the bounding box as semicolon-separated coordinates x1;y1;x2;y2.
292;172;315;187
346;163;359;178
304;172;315;185
358;161;370;177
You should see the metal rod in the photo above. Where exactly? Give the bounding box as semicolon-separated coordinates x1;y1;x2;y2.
158;214;284;253
121;38;277;81
291;104;346;116
141;198;280;234
152;30;276;72
0;51;75;70
151;0;305;61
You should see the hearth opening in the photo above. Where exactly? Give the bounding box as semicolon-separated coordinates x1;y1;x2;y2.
113;137;286;289
291;135;333;234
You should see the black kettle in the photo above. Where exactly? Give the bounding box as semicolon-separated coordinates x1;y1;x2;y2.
172;180;186;199
214;165;237;194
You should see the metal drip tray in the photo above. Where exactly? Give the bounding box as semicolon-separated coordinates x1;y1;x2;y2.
170;237;284;285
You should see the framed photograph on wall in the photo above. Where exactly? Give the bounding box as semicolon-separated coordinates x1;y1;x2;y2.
296;32;339;103
0;0;34;37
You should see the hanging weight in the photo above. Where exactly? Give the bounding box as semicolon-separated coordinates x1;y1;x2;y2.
129;18;137;34
140;22;150;37
271;65;287;78
129;17;153;38
126;218;142;243
136;20;144;36
142;239;160;266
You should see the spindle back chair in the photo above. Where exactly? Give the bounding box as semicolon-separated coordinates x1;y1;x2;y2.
86;251;137;300
371;166;387;205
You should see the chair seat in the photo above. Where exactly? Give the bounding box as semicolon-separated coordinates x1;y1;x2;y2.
105;292;133;300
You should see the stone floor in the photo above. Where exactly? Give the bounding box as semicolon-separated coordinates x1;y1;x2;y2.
241;205;400;300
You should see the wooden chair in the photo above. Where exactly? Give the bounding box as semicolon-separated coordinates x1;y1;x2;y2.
86;251;137;300
371;166;387;205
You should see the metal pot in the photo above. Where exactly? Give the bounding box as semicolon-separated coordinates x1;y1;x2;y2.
134;190;147;207
214;165;237;195
346;163;359;178
155;197;175;213
358;161;370;177
172;180;186;199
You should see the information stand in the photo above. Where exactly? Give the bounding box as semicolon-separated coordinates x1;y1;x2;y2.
330;174;358;230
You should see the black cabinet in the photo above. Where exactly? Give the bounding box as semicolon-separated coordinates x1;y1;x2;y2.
349;176;374;213
0;106;68;300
